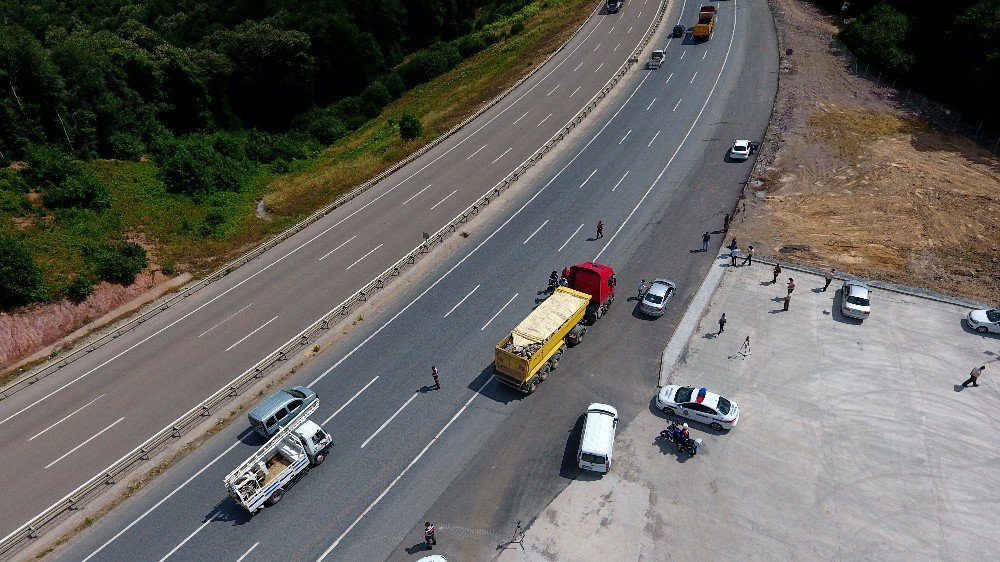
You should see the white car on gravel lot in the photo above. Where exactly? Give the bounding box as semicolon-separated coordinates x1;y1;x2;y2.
656;385;739;431
966;308;1000;334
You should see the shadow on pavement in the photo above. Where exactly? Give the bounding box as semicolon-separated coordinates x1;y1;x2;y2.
558;414;587;481
468;365;525;405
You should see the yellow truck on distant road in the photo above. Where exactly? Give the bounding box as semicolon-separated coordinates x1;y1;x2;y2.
494;286;590;394
693;5;716;41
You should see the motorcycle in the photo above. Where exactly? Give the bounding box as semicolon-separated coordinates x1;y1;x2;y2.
660;421;703;456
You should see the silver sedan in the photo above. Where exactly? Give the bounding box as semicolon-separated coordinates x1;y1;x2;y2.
641;279;676;317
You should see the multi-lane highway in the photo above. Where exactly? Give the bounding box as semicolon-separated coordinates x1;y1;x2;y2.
0;0;664;543
46;0;779;560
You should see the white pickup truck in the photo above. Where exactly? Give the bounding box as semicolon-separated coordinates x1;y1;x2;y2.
224;399;332;513
646;49;665;69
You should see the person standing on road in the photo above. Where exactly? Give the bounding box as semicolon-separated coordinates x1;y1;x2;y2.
424;522;437;548
783;294;791;311
637;279;647;300
741;245;754;266
772;263;782;284
730;245;740;267
962;365;985;387
702;231;711;252
718;313;727;334
596;220;604;239
823;268;836;291
787;278;796;295
432;366;440;390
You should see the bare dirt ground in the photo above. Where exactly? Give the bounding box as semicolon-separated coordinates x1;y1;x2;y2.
733;0;1000;304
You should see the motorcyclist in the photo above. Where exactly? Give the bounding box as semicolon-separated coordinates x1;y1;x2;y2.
680;423;690;441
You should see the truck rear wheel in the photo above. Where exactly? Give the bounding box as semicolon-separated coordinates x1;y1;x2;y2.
526;378;539;394
540;362;551;381
268;488;284;506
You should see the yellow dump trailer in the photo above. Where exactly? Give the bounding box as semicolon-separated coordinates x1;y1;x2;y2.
494;287;590;394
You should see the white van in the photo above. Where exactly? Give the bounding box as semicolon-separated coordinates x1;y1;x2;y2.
578;403;618;473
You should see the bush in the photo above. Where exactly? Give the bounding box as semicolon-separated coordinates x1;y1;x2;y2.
161;260;175;275
157;137;246;196
399;112;423;141
300;109;348;145
42;169;111;209
0;236;43;309
67;274;93;301
23;144;77;188
398;43;463;88
510;20;525;36
108;132;146;160
97;242;148;284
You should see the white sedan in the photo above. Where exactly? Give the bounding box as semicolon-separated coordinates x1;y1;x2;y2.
729;139;751;160
967;308;1000;334
656;385;739;431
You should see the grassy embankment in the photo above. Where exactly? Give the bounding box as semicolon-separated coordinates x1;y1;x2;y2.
28;0;596;293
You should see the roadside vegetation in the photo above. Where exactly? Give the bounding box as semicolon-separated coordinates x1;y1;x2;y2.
0;0;594;311
820;0;999;128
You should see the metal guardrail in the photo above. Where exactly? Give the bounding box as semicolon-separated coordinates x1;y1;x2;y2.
0;1;669;556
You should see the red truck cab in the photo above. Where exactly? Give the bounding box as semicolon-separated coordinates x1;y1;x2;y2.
567;262;616;323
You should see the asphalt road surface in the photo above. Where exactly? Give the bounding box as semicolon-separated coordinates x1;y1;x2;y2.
51;0;778;560
0;0;664;542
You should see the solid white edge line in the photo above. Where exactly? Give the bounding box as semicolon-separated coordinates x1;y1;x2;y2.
444;285;481;318
45;417;124;470
224;316;279;352
322;376;380;426
594;0;737;263
156;513;217;562
402;184;433;205
235;542;259;562
198;303;253;337
318;235;358;261
429;190;458;211
345;244;384;271
30;394;104;441
316;378;491;560
579;168;598;188
522;219;550;245
558;223;586;252
360;392;419;449
677;0;688;24
482;294;519;331
80;438;246;562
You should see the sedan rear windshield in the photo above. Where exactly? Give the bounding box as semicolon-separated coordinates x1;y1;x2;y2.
717;397;732;415
987;309;1000;322
645;294;664;305
845;295;869;306
674;387;694;403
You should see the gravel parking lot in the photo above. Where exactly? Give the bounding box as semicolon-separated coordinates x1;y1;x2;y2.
501;258;1000;560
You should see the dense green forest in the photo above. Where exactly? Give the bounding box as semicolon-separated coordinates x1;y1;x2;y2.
0;0;551;309
821;0;999;124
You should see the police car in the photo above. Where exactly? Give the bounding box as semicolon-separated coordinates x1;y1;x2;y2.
655;385;739;431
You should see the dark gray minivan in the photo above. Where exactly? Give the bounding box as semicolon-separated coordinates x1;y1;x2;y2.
248;386;318;437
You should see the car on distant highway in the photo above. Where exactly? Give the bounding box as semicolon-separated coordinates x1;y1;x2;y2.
640;278;676;317
966;308;1000;334
840;281;871;321
729;139;751;160
672;25;686;37
248;386;318;437
656;385;739;431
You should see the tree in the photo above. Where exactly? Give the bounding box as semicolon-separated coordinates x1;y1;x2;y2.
42;168;111;209
399;112;423;141
839;3;914;74
0;235;43;309
157;137;245;196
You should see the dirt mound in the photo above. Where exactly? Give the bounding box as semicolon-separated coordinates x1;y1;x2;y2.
735;0;1000;304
